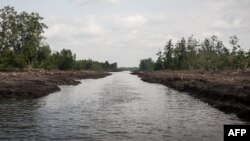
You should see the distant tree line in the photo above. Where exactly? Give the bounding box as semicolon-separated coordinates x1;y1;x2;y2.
74;60;117;71
0;6;117;71
140;35;250;71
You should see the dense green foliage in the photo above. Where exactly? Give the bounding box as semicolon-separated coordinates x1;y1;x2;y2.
140;35;250;71
0;6;117;71
74;60;117;71
0;6;47;70
139;58;154;71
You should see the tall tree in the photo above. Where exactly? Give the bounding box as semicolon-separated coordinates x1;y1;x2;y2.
163;39;174;69
186;35;198;70
174;38;187;69
155;51;164;70
0;6;18;52
18;11;47;67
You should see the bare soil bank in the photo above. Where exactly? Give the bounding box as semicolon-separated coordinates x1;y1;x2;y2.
0;70;110;99
132;70;250;121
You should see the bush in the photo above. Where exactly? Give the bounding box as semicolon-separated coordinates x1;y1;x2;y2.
0;50;26;71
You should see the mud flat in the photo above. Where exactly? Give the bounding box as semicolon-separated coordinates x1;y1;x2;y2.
0;70;110;99
132;70;250;121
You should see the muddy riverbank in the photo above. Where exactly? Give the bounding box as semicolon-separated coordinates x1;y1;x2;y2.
0;70;110;99
132;70;250;121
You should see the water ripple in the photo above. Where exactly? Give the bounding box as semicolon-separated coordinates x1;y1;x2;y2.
0;71;248;140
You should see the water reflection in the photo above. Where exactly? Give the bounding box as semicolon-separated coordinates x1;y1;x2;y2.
0;71;248;140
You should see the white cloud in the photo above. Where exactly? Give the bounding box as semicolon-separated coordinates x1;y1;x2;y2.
45;17;104;40
116;15;148;29
75;19;104;36
44;24;74;42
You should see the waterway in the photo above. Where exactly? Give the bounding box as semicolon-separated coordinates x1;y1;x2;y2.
0;71;247;140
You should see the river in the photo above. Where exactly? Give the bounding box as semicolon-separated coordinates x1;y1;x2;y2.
0;71;248;140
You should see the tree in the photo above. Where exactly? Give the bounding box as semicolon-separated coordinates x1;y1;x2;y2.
155;51;164;70
163;39;174;69
110;63;117;70
186;35;198;70
73;60;118;71
57;49;75;70
139;58;154;71
18;11;47;68
228;36;247;70
0;49;26;71
174;38;188;69
0;6;18;53
0;6;48;69
230;36;240;55
0;6;119;71
36;44;51;68
143;35;249;72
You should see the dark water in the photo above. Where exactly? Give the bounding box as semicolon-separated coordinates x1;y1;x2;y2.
0;71;248;140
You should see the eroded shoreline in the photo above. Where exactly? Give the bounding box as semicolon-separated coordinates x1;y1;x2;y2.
0;70;111;99
132;70;250;121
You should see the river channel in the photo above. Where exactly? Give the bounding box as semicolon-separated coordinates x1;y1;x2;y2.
0;71;247;140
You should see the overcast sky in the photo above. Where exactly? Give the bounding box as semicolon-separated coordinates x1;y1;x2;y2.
1;0;250;67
